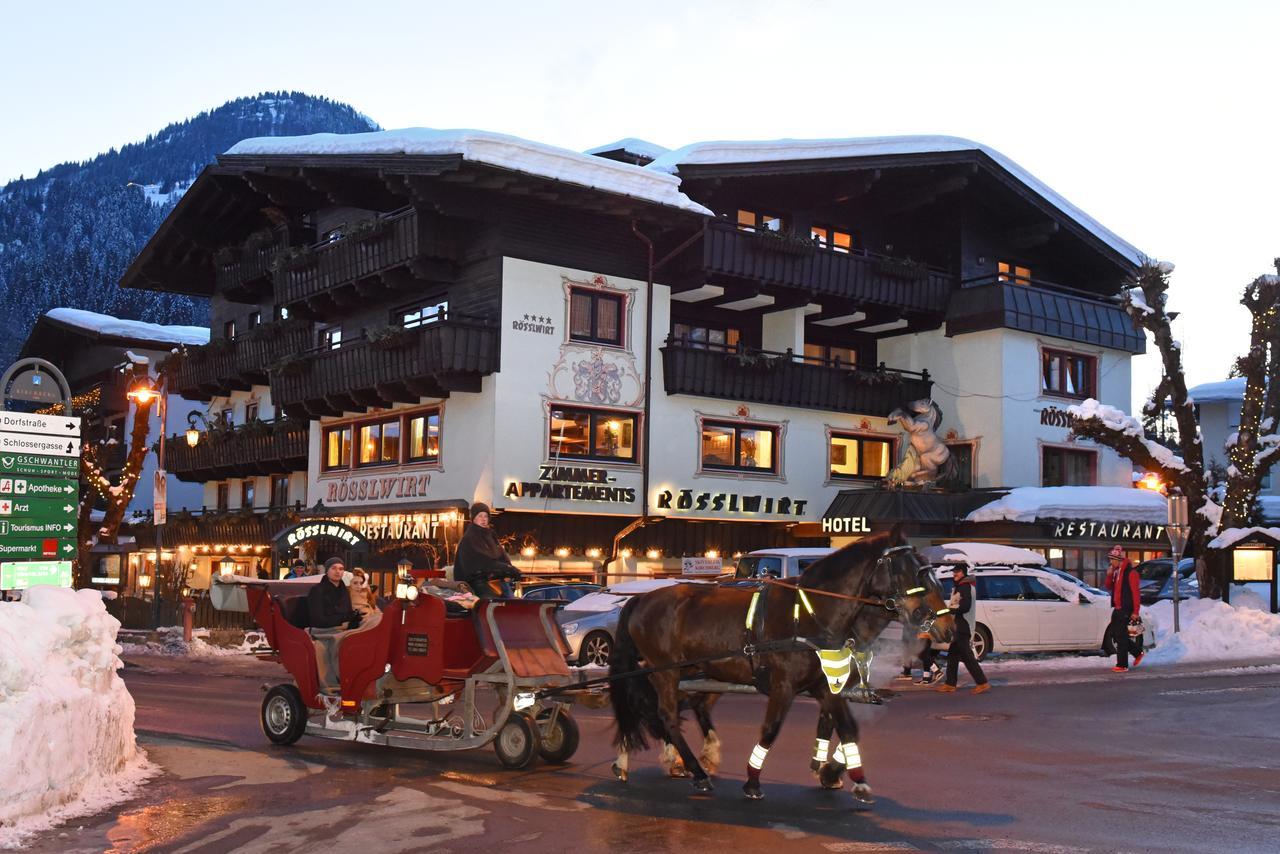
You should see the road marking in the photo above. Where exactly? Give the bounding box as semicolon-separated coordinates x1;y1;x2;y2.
937;840;1090;853
824;843;919;852
1158;683;1280;696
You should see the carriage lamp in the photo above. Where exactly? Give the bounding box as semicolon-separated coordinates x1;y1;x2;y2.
397;557;414;575
219;556;237;578
513;692;536;711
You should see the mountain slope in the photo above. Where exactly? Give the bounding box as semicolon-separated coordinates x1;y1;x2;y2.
0;92;379;362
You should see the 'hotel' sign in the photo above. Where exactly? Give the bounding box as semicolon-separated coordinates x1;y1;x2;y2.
822;516;871;534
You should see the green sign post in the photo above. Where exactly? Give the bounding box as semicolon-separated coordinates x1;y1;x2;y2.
0;453;80;479
0;559;73;589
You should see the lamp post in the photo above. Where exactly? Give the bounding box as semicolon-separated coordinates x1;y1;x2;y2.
185;410;210;448
128;376;167;629
1166;489;1190;633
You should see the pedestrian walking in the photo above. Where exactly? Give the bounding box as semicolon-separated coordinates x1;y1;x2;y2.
896;619;942;683
937;563;989;694
1105;545;1144;672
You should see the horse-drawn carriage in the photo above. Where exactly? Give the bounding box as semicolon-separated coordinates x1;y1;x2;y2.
244;582;581;769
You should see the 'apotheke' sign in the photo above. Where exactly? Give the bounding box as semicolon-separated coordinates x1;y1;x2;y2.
1050;519;1166;541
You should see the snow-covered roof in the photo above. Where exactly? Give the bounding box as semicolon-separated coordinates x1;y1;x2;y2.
1207;526;1280;550
1187;378;1246;403
43;308;209;347
583;137;672;160
919;542;1047;567
646;135;1143;266
966;486;1168;525
225;128;710;216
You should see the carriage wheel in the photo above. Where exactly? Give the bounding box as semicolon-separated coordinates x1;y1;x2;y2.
537;708;581;764
261;684;307;745
494;713;541;769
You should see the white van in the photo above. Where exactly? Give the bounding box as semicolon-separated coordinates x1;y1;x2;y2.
734;548;835;580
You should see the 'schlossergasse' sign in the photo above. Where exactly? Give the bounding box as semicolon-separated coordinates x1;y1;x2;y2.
656;488;808;517
505;465;636;503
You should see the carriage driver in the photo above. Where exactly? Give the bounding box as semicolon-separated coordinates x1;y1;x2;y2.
307;557;362;694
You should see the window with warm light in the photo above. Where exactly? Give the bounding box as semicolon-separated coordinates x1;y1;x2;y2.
1042;348;1096;399
323;426;352;471
998;261;1032;285
829;433;892;479
736;209;786;234
407;411;441;462
804;343;857;368
702;421;777;473
357;418;400;467
810;224;857;254
549;407;636;462
569;288;623;346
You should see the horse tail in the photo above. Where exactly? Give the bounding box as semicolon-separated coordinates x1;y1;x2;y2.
610;597;663;753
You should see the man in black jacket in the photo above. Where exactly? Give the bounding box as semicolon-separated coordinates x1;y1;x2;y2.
452;503;522;598
937;563;990;695
308;557;359;694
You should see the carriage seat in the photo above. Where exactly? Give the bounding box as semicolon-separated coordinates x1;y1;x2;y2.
279;595;311;630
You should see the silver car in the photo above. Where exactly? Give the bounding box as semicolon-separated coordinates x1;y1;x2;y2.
555;579;697;667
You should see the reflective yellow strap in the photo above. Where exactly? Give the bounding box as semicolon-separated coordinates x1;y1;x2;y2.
905;586;925;595
745;591;760;629
838;741;862;768
935;608;951;615
797;588;815;616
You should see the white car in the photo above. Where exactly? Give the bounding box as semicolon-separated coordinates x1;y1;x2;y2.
734;547;835;580
920;542;1157;661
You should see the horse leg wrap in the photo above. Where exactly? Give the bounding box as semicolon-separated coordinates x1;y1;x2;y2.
811;737;830;773
838;742;865;784
743;745;767;799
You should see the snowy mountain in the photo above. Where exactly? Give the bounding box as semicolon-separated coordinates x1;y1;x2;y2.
0;92;379;364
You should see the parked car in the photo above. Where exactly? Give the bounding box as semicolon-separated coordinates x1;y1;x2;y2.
518;582;601;605
1147;568;1200;603
555;579;706;666
920;542;1157;661
1137;558;1197;604
734;548;835;580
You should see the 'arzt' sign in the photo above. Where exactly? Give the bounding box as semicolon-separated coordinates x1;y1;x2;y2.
822;516;871;534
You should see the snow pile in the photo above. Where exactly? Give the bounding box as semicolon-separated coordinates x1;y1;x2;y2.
1068;398;1189;472
45;308;209;347
583;137;671;161
118;626;263;658
966;486;1168;525
0;588;154;847
226;127;711;216
1145;590;1280;664
1125;287;1156;316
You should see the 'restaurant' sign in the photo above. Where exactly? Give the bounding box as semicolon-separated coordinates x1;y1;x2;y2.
505;465;636;503
1050;519;1166;541
656;488;808;517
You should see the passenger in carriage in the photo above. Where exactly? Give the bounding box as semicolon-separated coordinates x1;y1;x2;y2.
308;557;362;694
453;503;523;599
348;568;382;631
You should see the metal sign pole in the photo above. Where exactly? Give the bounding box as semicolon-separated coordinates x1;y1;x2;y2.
1166;491;1190;634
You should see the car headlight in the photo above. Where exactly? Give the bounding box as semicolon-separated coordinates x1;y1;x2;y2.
561;621;579;635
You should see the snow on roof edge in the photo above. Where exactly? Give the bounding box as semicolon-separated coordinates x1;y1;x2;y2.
965;486;1168;525
1187;378;1246;403
647;134;1143;267
583;137;672;159
225;128;710;217
44;308;209;347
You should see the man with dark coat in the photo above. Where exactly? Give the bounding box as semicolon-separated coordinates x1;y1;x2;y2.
937;563;990;695
1105;545;1144;671
307;556;360;694
452;503;522;598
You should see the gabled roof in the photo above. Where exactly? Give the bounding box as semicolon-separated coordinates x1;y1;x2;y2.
647;135;1144;268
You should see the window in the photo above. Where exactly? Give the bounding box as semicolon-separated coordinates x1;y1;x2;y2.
275;305;290;321
270;474;289;508
241;479;255;509
321;326;343;351
810;224;857;254
569;288;623;346
946;442;975;490
673;322;741;352
323;426;352;471
829;433;893;479
1022;577;1064;602
402;299;449;329
1042;446;1096;486
998;261;1032;285
736;209;786;234
357;418;400;467
701;421;777;472
216;409;233;428
1041;348;1096;399
549;407;636;461
248;311;262;329
223;320;237;340
977;576;1024;601
245;402;259;423
216;482;229;512
804;343;857;368
407;411;441;462
735;555;783;579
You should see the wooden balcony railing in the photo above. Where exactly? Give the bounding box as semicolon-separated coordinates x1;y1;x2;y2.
660;339;932;416
169;320;313;401
702;220;955;313
948;276;1145;354
164;419;310;482
213;232;284;299
270;316;500;418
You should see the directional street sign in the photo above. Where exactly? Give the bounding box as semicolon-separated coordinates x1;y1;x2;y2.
0;519;76;537
0;453;80;479
0;430;80;458
0;495;78;522
0;412;80;438
0;476;78;497
0;538;76;560
0;560;73;589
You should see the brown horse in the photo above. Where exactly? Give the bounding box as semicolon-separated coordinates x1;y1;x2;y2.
609;530;954;801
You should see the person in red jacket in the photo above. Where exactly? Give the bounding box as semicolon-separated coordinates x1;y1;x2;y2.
1105;545;1144;671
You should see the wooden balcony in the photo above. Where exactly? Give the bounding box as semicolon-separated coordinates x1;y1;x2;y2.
169;321;313;401
701;220;955;313
213;232;284;301
947;277;1145;354
165;419;309;483
271;316;500;418
275;207;456;314
660;340;932;417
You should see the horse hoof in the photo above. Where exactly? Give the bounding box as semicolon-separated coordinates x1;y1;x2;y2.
743;781;763;800
819;762;845;789
692;776;714;793
809;759;822;777
611;763;628;782
668;765;691;779
852;783;875;805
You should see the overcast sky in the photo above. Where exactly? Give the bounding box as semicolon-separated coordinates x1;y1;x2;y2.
4;0;1277;408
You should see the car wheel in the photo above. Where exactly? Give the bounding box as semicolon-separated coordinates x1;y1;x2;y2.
536;708;581;764
971;624;993;662
494;713;541;769
261;684;307;745
579;631;613;667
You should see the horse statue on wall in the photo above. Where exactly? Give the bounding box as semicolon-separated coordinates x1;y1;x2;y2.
887;399;958;488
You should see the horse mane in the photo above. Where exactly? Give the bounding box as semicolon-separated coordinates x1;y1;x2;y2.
800;528;902;588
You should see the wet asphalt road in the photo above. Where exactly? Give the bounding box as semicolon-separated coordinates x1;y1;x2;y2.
26;656;1280;854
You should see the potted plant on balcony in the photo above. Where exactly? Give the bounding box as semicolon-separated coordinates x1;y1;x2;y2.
365;324;417;351
271;353;310;378
726;349;785;372
345;216;391;242
270;244;315;273
749;227;815;257
873;255;929;281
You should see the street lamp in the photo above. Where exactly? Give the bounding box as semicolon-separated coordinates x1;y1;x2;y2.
1166;489;1190;633
219;555;237;578
185;411;211;448
129;375;168;629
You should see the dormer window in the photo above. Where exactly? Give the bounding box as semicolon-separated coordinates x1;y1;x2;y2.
736;209;786;234
998;261;1032;285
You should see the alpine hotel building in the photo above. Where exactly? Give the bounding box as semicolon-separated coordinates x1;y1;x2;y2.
120;130;1156;586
